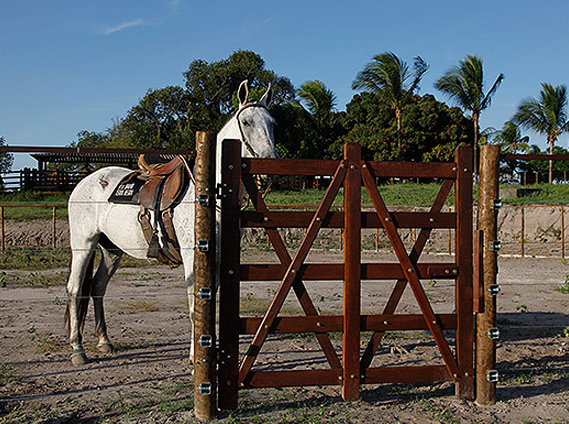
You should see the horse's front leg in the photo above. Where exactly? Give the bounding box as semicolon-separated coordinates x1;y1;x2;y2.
92;246;123;353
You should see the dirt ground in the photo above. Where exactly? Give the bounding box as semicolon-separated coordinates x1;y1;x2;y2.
2;242;569;423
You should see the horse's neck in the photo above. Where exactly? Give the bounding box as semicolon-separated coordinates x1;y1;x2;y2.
215;116;240;184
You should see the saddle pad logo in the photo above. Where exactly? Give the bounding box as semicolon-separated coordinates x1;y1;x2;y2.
108;172;146;205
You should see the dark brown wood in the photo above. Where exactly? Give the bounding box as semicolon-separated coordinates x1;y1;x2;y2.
238;161;348;387
502;153;569;161
360;179;455;371
364;365;451;384
218;144;476;407
246;369;343;388
455;146;475;400
240;262;459;281
342;143;362;401
241;210;456;229
193;132;217;420
476;145;500;406
241;175;341;369
361;166;460;380
218;139;242;410
240;313;457;334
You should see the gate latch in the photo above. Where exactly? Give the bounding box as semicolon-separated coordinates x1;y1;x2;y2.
198;335;213;348
196;194;210;207
198;383;212;395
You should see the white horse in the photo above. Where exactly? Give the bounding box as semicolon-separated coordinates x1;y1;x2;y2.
65;80;276;365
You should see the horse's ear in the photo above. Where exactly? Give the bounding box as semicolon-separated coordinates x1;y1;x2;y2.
259;83;273;107
238;80;249;107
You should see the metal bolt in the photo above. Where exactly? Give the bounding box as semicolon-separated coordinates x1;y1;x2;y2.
316;217;321;221
340;163;345;168
362;164;367;168
228;269;234;275
385;217;390;222
407;268;414;273
350;165;355;169
227;380;232;386
465;372;470;377
316;322;323;327
383;320;389;325
228;164;234;170
452;167;457;171
432;320;437;325
291;269;296;274
264;216;269;222
242;163;247;168
429;217;435;222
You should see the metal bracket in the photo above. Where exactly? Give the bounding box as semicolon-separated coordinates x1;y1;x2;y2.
196;194;211;207
197;287;213;300
488;284;501;296
195;240;209;252
216;183;228;199
493;199;503;210
198;383;212;395
488;327;501;340
487;370;499;383
198;335;213;348
490;240;502;252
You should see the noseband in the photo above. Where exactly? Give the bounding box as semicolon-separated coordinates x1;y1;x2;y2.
235;102;269;158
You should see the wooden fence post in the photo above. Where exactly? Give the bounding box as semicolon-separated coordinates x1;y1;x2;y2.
52;206;57;250
342;142;361;401
476;144;500;406
1;206;4;251
193;131;217;420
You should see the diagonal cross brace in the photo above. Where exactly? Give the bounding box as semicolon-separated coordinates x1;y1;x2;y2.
241;175;342;369
360;179;455;371
238;162;348;386
361;166;461;380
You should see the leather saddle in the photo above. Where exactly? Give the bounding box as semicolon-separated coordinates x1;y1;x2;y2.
137;155;188;212
108;154;194;266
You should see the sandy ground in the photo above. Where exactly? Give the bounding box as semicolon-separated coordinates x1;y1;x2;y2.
2;246;569;423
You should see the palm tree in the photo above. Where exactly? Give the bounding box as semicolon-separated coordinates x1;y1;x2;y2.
512;83;569;183
352;52;428;157
434;55;504;173
297;80;337;131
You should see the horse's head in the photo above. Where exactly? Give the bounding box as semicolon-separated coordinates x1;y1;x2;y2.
218;80;278;159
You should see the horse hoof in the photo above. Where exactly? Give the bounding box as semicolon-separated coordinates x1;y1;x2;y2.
71;351;88;366
97;342;114;354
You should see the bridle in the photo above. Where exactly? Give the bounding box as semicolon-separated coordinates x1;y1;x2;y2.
235;102;269;158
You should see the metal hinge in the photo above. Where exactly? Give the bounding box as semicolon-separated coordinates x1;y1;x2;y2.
195;240;209;252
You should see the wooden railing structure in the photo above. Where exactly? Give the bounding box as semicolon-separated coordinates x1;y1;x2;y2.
217;141;476;409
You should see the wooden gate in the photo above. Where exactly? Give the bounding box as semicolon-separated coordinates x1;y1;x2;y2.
218;141;474;409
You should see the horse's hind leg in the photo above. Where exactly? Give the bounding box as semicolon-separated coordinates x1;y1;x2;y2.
92;238;123;354
67;245;97;366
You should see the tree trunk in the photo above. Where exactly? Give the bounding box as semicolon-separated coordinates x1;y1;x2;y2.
396;108;402;159
549;136;554;184
473;112;479;176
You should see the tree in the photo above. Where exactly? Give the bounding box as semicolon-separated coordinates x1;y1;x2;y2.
492;121;530;181
0;136;14;173
434;55;504;173
297;80;337;130
331;92;472;162
352;52;428;157
512;83;569;183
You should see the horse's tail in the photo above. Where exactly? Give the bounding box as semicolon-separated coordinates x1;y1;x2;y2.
65;251;96;337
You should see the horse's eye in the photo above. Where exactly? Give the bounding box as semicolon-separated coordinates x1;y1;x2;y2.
242;118;251;127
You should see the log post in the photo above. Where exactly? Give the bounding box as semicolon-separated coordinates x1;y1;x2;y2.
193;131;217;420
1;206;4;251
476;144;500;406
52;206;57;250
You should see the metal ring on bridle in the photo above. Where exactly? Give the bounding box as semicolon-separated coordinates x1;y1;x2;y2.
236;102;268;158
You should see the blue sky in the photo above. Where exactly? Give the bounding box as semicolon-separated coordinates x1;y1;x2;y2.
2;0;568;169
